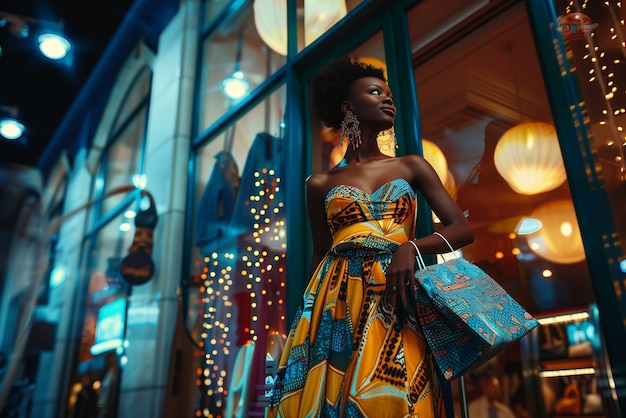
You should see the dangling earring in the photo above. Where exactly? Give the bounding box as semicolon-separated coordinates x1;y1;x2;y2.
340;110;361;149
377;127;398;153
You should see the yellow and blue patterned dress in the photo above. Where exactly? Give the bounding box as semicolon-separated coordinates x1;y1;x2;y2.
266;178;446;418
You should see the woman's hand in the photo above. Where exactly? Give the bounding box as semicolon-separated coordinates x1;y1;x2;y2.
385;241;418;324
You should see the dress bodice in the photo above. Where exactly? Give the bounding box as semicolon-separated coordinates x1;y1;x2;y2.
324;178;417;249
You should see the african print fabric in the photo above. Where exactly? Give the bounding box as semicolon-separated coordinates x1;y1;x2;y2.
265;178;446;418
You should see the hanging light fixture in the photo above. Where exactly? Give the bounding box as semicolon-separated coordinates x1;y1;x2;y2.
422;139;449;186
0;118;25;140
252;0;347;56
222;71;250;100
222;30;250;101
524;199;585;264
0;105;25;140
38;33;71;60
493;121;567;195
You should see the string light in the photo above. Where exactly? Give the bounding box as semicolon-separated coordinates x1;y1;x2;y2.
567;0;626;177
194;162;286;417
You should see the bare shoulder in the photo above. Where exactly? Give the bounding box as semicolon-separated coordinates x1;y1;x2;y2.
305;171;331;201
394;154;433;177
306;171;328;188
306;171;330;192
397;153;429;170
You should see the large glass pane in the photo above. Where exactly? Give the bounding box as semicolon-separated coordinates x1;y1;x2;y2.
198;1;367;136
187;85;287;417
410;0;590;315
65;61;150;418
111;68;151;134
67;209;133;418
203;0;233;26
551;0;625;261
93;69;150;221
198;2;286;132
248;0;361;58
102;105;147;211
408;0;599;416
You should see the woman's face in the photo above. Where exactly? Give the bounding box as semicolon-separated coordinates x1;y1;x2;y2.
345;76;396;131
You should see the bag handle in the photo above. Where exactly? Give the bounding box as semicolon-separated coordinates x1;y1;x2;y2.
409;240;427;269
433;231;455;252
409;231;455;269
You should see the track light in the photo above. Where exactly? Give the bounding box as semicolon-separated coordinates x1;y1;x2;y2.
222;71;250;100
38;33;71;59
0;118;25;140
221;30;250;101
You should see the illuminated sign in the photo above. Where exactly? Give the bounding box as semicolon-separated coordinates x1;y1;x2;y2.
90;298;126;355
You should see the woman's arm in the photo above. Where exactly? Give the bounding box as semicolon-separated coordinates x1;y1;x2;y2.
408;154;474;250
385;154;474;316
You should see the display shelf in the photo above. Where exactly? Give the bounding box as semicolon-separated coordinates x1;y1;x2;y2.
541;357;596;371
520;306;615;418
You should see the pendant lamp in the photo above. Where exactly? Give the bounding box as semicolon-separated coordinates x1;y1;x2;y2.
525;199;585;264
422;139;449;186
493;121;567;195
253;0;347;56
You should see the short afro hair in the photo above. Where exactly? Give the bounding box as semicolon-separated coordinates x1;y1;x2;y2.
310;55;386;129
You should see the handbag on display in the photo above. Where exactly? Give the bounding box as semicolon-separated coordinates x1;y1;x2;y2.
555;384;582;415
411;232;540;381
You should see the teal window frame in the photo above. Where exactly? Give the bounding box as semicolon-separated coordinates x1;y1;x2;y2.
525;1;626;414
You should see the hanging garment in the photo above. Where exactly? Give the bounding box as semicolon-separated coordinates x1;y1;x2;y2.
195;151;240;255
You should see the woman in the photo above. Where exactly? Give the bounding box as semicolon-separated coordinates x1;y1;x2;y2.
266;56;474;417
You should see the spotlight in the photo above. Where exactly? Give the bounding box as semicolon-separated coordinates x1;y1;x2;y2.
38;33;71;59
222;71;250;100
0;118;25;140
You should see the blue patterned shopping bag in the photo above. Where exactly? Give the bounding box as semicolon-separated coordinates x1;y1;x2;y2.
413;255;539;381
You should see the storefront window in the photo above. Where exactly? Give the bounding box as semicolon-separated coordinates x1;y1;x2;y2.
410;0;594;315
197;2;286;133
68;214;132;418
551;0;625;263
100;69;151;216
66;63;151;418
408;0;599;416
198;1;366;135
188;85;287;417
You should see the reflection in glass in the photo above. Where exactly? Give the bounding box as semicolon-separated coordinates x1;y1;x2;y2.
252;0;347;56
409;1;592;313
189;86;287;417
198;3;286;133
553;0;626;254
67;61;150;418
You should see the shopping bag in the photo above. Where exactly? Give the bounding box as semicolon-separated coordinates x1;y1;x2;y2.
411;235;540;381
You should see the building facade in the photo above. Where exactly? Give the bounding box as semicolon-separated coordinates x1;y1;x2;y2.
0;0;624;417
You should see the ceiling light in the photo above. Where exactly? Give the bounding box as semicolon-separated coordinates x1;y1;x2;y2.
494;121;567;195
222;71;250;100
516;217;543;235
422;139;449;186
253;0;347;56
525;199;585;264
0;118;25;140
38;33;71;59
